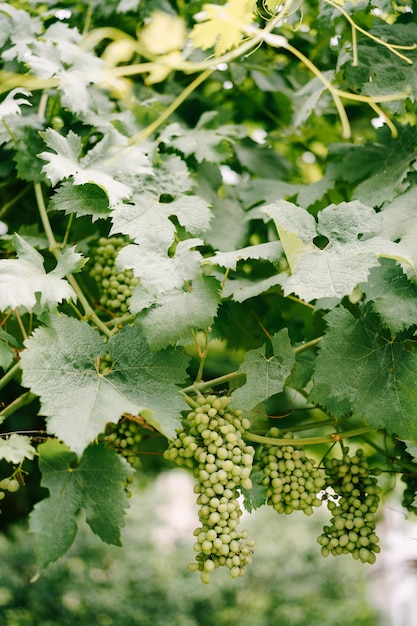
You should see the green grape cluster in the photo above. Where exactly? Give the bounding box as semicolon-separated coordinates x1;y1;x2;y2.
164;394;255;583
103;417;142;471
89;236;138;314
0;475;21;514
254;427;325;516
318;448;381;564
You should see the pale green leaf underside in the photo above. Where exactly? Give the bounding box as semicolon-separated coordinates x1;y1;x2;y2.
263;200;414;304
30;440;132;569
0;234;81;312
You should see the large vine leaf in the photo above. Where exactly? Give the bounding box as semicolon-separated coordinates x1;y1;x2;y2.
230;329;295;410
20;316;190;455
0;234;83;312
263;200;414;306
30;440;133;569
310;306;417;443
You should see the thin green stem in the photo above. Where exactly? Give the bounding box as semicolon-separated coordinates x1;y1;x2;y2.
0;361;21;391
0;392;37;425
181;371;245;395
293;336;323;355
245;426;375;447
34;183;60;258
0;184;31;219
126;68;213;147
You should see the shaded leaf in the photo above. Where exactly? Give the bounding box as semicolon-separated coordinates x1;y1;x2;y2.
311;307;417;443
30;440;132;569
230;329;295;410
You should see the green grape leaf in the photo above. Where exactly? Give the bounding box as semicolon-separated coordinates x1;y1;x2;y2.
404;441;417;463
48;182;110;221
221;274;282;303
111;193;212;249
363;260;417;333
0;434;36;463
204;241;282;270
230;329;295;410
138;276;221;350
161;116;245;164
380;186;417;267
0;88;31;118
311;307;417;443
20;316;190;455
0;234;83;312
39;129;150;207
0;3;42;60
189;0;256;56
119;238;203;299
29;440;132;569
328;126;417;207
263;200;414;305
241;470;267;512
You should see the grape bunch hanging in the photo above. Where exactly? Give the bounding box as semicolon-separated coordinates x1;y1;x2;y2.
89;236;138;314
254;427;325;516
318;448;381;564
164;394;255;583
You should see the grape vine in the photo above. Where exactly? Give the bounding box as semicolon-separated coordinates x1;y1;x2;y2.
1;0;417;581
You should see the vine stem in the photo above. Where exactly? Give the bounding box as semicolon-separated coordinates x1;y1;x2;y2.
181;371;245;395
245;426;375;447
0;392;37;425
126;68;213;147
34;183;113;338
0;361;21;391
293;336;323;355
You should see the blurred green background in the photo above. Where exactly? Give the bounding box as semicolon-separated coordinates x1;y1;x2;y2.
0;468;383;626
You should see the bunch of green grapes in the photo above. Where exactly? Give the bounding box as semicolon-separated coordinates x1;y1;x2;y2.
103;417;142;471
254;427;325;516
318;448;381;564
89;236;138;314
0;473;21;514
164;394;255;583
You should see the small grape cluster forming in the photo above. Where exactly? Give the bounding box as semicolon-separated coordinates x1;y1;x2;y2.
318;449;381;564
0;474;21;513
103;418;143;471
89;237;138;314
102;418;143;497
254;427;325;516
164;394;255;583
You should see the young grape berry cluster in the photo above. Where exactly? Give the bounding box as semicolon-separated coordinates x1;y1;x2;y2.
0;474;21;513
318;448;381;564
255;427;325;516
103;418;143;471
89;236;138;314
164;394;255;583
